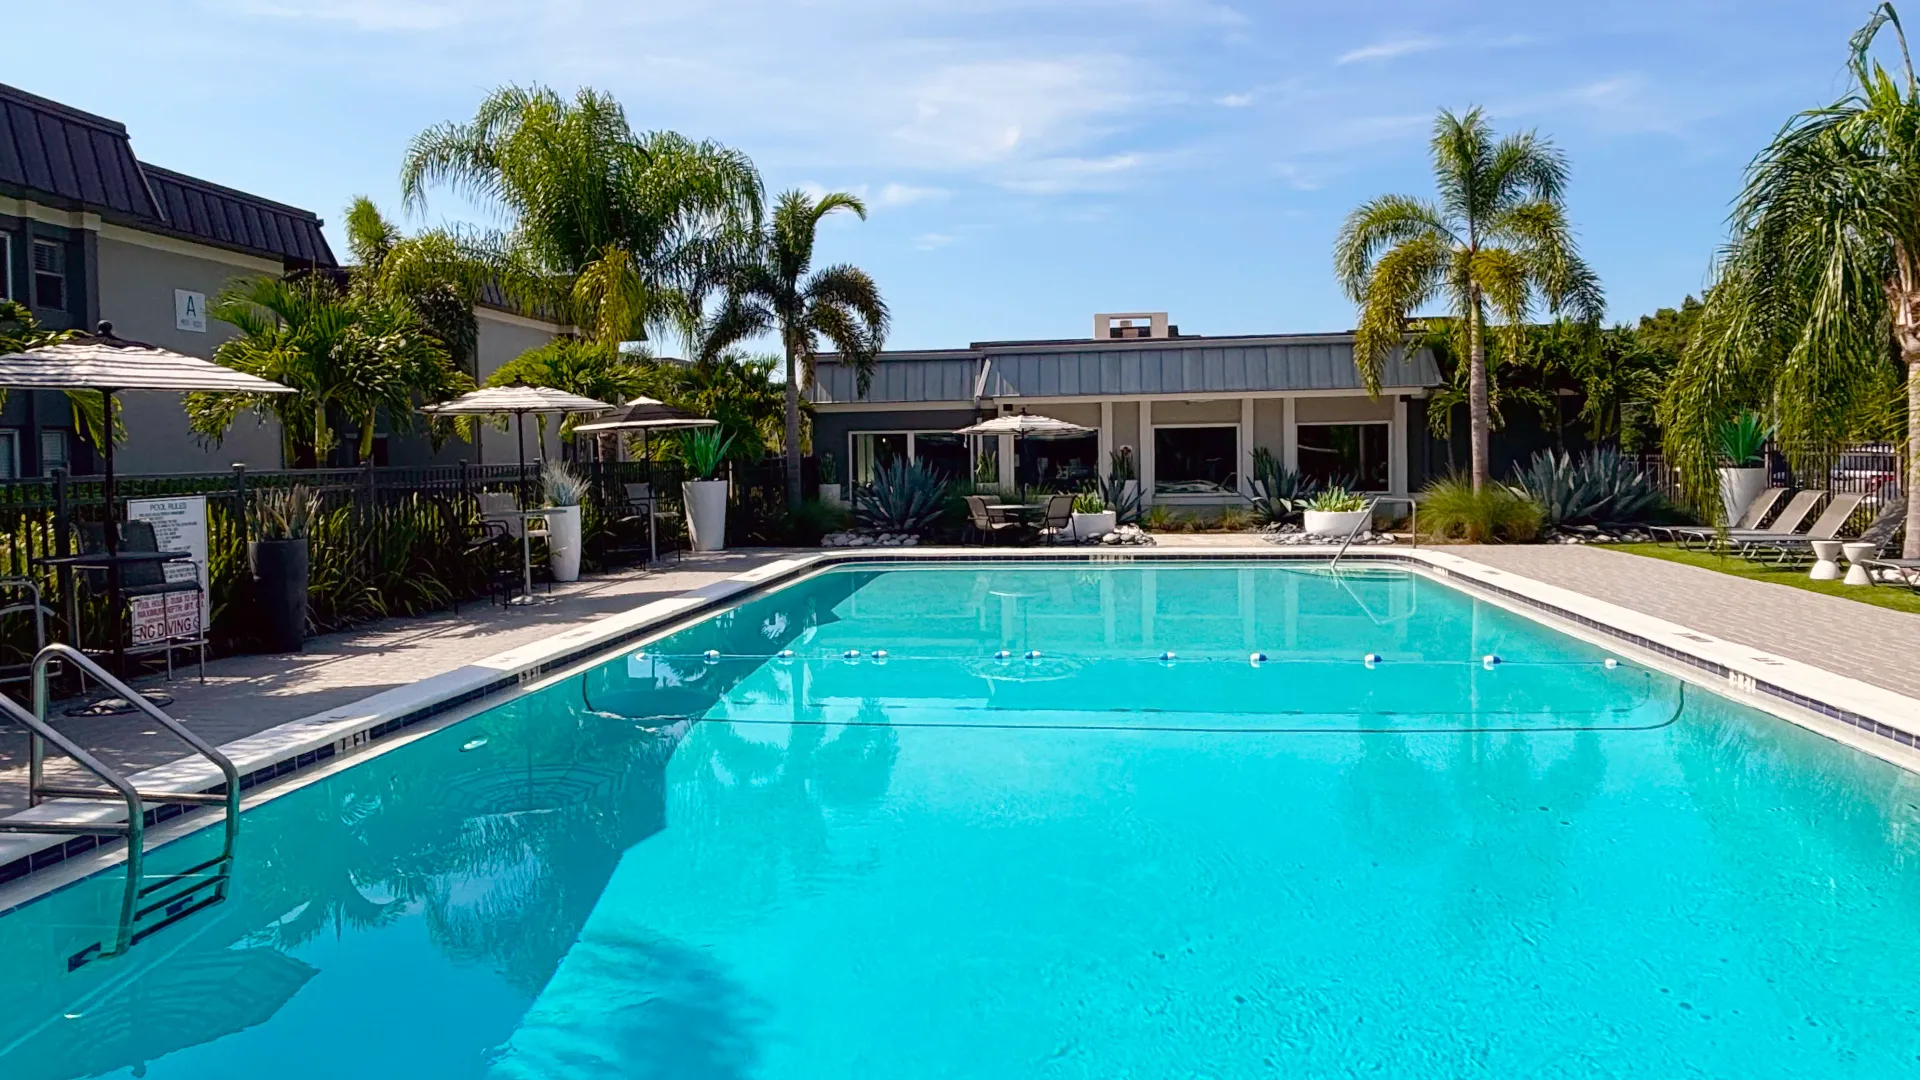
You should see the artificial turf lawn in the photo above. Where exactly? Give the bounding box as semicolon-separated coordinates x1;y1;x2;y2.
1611;543;1920;617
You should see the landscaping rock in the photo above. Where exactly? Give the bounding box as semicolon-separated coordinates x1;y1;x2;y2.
821;531;921;548
1092;524;1155;546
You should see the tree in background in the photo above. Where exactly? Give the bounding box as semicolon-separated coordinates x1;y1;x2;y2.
726;190;888;503
397;85;762;345
638;350;789;463
0;299;114;453
484;338;649;444
343;197;480;378
1662;4;1918;552
187;276;472;465
1337;107;1603;490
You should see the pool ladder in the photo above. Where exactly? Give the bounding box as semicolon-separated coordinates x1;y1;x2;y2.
0;644;240;966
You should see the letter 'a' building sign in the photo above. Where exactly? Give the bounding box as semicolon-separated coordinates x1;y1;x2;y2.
175;289;207;332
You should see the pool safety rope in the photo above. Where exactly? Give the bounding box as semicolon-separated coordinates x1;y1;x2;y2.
630;649;1635;672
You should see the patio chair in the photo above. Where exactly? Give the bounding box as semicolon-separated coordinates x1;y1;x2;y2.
1037;493;1076;545
964;495;1023;546
1650;487;1785;545
619;484;684;566
1732;491;1868;564
1863;557;1920;594
454;513;518;610
1694;489;1824;553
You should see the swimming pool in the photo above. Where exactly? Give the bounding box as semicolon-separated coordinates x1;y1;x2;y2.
3;561;1919;1078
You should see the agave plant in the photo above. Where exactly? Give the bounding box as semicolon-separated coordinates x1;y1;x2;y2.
1072;489;1107;514
680;428;735;480
1306;486;1367;513
253;485;320;540
1507;447;1665;527
1249;448;1322;524
541;461;585;507
855;458;950;534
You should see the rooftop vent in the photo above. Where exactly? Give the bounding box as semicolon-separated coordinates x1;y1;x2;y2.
1094;312;1175;340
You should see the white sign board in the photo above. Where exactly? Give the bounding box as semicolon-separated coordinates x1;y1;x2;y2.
127;496;208;646
175;289;207;333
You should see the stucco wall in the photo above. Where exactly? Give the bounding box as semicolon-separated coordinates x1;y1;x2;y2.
1253;398;1284;454
1112;400;1140;454
465;310;564;465
94;234;285;473
1295;395;1393;424
1150;399;1240;425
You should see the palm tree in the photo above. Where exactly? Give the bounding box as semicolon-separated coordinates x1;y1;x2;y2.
1336;108;1603;490
186;276;472;465
729;190;889;503
344;196;480;377
398;85;762;343
0;299;114;451
1662;4;1919;554
485;338;650;443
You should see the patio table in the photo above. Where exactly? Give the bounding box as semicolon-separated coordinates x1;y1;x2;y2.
1842;541;1878;586
1808;539;1845;581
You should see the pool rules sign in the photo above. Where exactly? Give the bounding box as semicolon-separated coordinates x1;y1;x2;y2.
127;496;209;645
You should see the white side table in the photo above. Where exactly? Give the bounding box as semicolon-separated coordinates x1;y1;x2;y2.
1842;542;1877;586
1808;539;1845;581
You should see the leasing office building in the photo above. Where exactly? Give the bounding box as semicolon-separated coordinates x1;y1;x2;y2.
810;312;1447;508
0;82;564;477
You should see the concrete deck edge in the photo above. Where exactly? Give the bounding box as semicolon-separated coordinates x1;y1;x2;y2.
5;543;1916;893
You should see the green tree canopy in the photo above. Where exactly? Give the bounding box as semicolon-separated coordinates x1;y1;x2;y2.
1660;3;1918;552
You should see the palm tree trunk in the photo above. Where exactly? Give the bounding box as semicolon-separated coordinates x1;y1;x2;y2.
1906;352;1920;559
783;340;803;506
1467;295;1490;492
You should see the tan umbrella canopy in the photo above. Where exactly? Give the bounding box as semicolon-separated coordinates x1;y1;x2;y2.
422;386;612;496
954;411;1092;438
571;395;718;435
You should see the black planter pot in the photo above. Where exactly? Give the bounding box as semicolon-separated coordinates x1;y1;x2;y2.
250;538;310;653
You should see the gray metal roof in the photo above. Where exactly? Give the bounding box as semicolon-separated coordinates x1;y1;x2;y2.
143;165;336;267
812;334;1440;404
0;82;336;268
813;350;981;404
0;84;159;219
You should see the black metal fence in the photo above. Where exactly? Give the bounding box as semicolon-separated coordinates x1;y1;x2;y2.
0;455;798;671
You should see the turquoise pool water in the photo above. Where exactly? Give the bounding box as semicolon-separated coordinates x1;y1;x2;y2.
3;562;1919;1078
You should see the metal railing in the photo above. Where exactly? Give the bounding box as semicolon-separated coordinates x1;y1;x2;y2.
1331;496;1418;571
0;643;241;962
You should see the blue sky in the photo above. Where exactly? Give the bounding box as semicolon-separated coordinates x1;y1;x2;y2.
6;0;1884;352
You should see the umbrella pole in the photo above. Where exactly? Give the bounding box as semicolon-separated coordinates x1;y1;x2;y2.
101;388;125;675
644;429;656;563
515;410;534;603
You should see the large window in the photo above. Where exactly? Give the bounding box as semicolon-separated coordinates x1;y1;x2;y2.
0;233;11;300
1022;433;1099;491
1153;425;1237;495
1298;422;1389;491
39;430;68;476
0;431;18;480
31;240;64;312
849;430;978;484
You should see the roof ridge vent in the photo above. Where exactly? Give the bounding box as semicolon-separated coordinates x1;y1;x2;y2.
1094;312;1172;340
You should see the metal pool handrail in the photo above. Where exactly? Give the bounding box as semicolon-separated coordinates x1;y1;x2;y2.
1330;496;1418;570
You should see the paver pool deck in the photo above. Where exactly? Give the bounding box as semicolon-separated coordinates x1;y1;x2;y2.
2;538;1915;816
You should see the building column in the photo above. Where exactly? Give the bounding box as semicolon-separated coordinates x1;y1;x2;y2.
1238;396;1254;498
1139;398;1154;506
1098;400;1113;478
1390;395;1409;495
1281;396;1298;472
997;433;1015;489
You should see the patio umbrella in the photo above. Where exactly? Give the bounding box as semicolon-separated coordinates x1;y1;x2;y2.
0;321;295;553
571;397;718;561
955;410;1093;497
0;321;293;670
421;386;612;502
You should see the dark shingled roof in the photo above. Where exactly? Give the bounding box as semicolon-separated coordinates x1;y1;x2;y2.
0;82;335;268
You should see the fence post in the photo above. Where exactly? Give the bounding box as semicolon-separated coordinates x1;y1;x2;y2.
232;463;249;548
52;467;74;651
458;458;471;513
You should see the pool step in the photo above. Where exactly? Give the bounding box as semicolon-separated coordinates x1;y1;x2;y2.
0;644;240;968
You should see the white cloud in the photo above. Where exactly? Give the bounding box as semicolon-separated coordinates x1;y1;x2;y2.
1336;37;1442;65
1001;152;1145;194
912;232;956;250
879;182;949;206
888;57;1140;169
1215;92;1254;107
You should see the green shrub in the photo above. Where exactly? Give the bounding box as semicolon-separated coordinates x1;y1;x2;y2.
785;497;852;545
680;428;735;480
1421;477;1542;542
1072;489;1106;514
1306;486;1366;513
1143;504;1175;531
1716;412;1771;467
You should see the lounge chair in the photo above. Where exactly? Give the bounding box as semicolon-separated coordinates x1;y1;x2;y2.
1651;487;1785;545
1689;489;1823;552
1864;557;1920;594
1732;491;1868;564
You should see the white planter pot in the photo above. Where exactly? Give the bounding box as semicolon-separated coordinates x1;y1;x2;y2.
1304;508;1370;538
545;505;582;582
1071;510;1116;540
819;483;843;506
1717;466;1767;526
683;479;729;552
